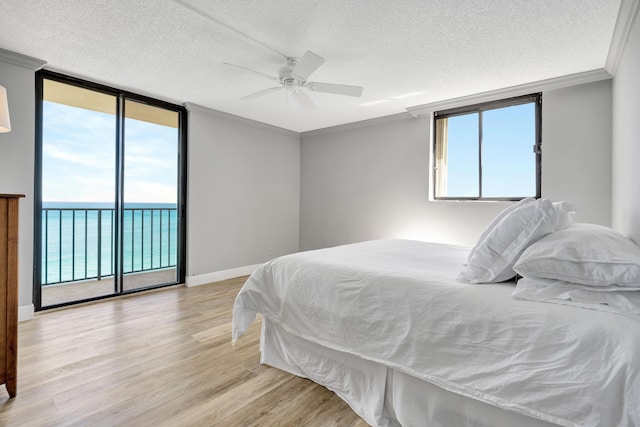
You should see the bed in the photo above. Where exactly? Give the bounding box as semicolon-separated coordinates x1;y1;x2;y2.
232;199;640;426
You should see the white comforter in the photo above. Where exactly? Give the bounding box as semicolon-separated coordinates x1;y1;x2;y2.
232;239;640;427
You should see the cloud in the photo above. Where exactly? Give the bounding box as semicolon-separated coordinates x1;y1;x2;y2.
42;102;179;203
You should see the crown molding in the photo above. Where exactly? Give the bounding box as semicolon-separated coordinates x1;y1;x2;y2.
0;48;46;70
300;112;416;138
184;103;299;138
406;68;612;117
605;0;640;74
188;68;610;139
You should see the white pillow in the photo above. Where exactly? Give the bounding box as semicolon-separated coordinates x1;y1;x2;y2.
513;223;640;287
466;197;535;262
512;276;640;318
458;198;557;283
553;201;576;231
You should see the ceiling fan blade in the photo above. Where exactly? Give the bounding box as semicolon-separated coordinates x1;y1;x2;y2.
294;91;317;111
240;86;283;100
223;63;280;82
292;51;325;81
307;82;364;97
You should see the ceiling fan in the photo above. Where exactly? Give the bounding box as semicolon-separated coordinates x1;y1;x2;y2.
224;51;364;110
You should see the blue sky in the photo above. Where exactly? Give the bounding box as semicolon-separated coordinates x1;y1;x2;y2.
43;99;533;203
42;101;178;204
445;103;535;198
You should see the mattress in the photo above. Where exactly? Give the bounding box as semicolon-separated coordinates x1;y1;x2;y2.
233;239;640;426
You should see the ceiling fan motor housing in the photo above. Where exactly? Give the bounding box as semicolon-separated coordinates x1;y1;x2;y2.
279;57;300;82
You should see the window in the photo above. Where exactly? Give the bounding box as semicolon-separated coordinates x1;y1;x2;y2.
35;70;187;310
433;93;541;200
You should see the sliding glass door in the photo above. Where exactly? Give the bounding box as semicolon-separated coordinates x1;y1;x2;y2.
35;71;187;310
122;100;180;292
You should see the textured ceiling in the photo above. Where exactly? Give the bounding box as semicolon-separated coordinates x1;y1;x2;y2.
0;0;622;132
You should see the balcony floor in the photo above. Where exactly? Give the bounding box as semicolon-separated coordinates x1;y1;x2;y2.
41;268;178;307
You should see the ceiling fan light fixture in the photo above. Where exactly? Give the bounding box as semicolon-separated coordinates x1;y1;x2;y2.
226;50;364;108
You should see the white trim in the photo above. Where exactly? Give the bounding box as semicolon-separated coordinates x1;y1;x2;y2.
0;48;46;70
185;263;263;287
188;67;611;136
184;103;299;138
19;304;35;322
406;69;612;117
605;0;640;75
300;112;416;138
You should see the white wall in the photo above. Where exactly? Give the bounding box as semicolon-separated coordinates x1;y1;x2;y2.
0;46;619;313
0;56;43;318
300;80;612;250
1;50;301;315
542;79;612;226
300;115;508;249
186;107;300;281
612;11;640;243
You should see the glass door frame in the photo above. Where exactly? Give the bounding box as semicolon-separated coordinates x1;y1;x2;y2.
33;70;187;311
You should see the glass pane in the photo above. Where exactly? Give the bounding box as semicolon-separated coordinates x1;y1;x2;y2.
442;113;479;197
482;103;536;198
41;79;117;306
122;99;179;291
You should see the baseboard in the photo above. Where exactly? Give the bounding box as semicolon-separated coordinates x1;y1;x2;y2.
18;304;35;322
185;263;263;287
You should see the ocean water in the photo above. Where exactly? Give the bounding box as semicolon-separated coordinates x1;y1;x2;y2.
42;202;178;285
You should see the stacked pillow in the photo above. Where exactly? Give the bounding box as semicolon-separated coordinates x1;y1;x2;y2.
458;198;569;283
511;223;640;317
460;200;640;316
513;223;640;287
511;276;640;317
459;198;640;316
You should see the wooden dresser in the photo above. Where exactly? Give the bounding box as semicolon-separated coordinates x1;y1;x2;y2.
0;194;23;398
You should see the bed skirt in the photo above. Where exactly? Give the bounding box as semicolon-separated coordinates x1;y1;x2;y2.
260;318;557;427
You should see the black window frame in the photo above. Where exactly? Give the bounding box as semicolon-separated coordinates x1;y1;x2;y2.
432;93;542;201
33;69;188;311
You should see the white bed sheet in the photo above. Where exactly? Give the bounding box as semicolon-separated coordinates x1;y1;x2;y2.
233;239;640;426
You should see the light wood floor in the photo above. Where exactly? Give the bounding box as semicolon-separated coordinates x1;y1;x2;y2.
0;277;368;426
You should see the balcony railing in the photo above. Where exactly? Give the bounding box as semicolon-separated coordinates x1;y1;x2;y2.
42;205;177;286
